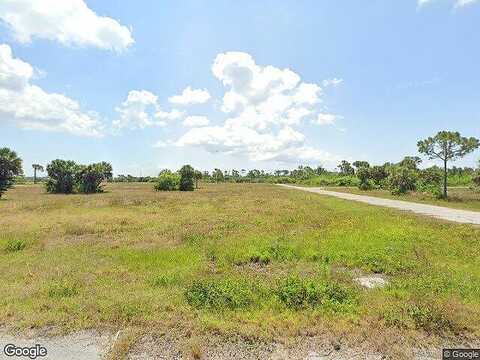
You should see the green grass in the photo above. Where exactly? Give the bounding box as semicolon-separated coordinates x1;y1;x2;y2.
322;186;480;211
0;183;479;350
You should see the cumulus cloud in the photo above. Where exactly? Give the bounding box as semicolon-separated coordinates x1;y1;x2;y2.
113;90;158;129
0;44;103;137
455;0;478;6
114;90;184;129
314;113;339;125
418;0;478;7
175;52;342;164
155;109;184;125
0;0;134;52
183;115;210;127
169;86;211;105
322;78;343;87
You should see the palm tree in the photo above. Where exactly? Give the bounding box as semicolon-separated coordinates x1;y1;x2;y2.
0;147;23;198
32;164;44;184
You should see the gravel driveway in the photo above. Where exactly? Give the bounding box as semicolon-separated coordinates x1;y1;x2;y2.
279;185;480;225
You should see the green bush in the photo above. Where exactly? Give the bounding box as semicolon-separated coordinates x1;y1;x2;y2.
276;276;354;310
388;167;417;195
179;165;195;191
45;160;78;194
383;299;467;334
185;278;253;310
271;176;296;184
154;173;180;191
369;165;389;188
356;167;373;190
0;147;23;198
418;166;443;198
473;173;480;187
46;160;112;194
301;174;359;187
75;162;112;194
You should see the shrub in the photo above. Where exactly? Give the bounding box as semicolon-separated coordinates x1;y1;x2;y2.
276;276;354;310
0;147;23;198
383;299;469;334
45;159;78;194
46;160;112;194
418;166;444;198
473;172;480;187
46;160;113;194
369;165;389;187
356;167;373;190
154;172;180;191
272;176;296;184
185;278;253;310
75;162;112;194
334;176;359;187
179;165;195;191
388;167;417;195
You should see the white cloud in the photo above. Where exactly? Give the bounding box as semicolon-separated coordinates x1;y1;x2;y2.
114;91;185;129
418;0;434;6
0;44;103;137
174;52;343;165
418;0;478;7
314;113;339;125
169;86;211;105
455;0;478;7
0;0;134;52
183;115;210;127
113;90;158;129
155;109;185;121
176;123;339;163
322;78;343;87
210;52;323;131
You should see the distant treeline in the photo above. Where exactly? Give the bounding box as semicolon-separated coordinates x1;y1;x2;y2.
2;131;479;200
112;162;477;187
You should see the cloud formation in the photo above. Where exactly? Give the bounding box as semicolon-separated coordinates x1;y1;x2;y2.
183;116;210;127
0;44;103;137
418;0;478;7
0;0;134;52
169;86;211;106
113;90;185;129
176;52;341;164
314;113;339;125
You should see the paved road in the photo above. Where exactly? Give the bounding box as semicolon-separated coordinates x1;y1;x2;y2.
279;185;480;225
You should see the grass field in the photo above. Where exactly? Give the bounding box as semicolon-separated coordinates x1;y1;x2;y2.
1;183;480;357
322;186;480;212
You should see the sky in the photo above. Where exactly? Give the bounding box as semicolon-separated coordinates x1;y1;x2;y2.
0;0;479;176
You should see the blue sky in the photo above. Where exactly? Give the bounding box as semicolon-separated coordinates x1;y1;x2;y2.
0;0;479;176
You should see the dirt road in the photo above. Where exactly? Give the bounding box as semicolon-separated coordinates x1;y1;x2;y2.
279;185;480;225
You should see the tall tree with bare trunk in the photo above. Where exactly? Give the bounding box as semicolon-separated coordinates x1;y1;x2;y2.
418;131;479;198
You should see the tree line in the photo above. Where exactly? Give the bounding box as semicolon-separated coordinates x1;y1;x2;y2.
1;131;479;199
